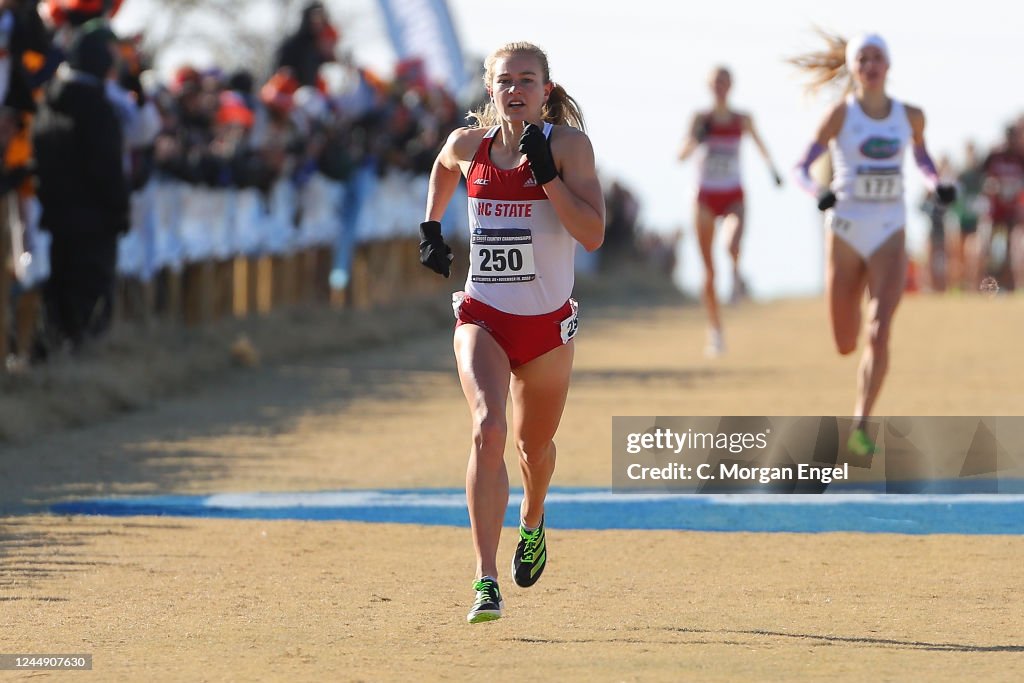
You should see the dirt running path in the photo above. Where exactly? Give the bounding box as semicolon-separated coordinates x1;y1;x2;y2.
2;294;1023;681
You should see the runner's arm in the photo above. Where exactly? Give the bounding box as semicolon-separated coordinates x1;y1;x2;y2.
743;114;782;185
907;105;938;192
793;102;845;198
545;128;605;252
425;128;471;222
677;113;705;162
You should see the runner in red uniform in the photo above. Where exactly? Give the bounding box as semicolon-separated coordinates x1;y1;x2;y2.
417;41;604;623
678;66;782;356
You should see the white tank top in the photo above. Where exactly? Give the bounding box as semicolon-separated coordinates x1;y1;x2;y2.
464;124;576;315
830;95;912;220
697;112;744;191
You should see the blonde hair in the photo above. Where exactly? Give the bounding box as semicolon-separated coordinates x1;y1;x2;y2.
467;41;586;131
787;28;851;95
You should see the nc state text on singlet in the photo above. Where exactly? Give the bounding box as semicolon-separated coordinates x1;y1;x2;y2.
475;201;534;218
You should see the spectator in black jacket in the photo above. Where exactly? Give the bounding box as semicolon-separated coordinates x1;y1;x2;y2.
32;20;128;351
274;1;336;87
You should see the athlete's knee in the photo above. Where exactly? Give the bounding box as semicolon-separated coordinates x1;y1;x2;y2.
727;233;742;258
866;316;892;353
473;413;507;456
515;438;554;468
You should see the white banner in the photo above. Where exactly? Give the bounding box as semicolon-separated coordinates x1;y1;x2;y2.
377;0;467;96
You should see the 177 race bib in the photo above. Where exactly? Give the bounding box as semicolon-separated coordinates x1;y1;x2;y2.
853;168;903;201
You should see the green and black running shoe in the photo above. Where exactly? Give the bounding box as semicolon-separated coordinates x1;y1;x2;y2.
467;577;504;623
847;428;876;457
512;516;547;588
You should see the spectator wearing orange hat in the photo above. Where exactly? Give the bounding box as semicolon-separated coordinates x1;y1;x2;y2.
44;0;123;28
216;90;254;129
210;90;255;186
259;68;299;115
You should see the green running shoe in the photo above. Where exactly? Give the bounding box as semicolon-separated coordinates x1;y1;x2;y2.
847;428;876;457
467;577;503;623
512;516;547;588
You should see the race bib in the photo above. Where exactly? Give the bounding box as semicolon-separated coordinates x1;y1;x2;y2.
560;299;579;344
470;228;536;283
853;169;903;201
703;150;739;180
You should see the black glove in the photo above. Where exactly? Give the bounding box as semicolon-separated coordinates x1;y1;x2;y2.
695;116;712;143
518;122;557;185
936;183;957;205
418;220;453;278
817;191;837;212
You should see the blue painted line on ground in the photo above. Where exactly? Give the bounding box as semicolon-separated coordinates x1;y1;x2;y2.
49;485;1024;535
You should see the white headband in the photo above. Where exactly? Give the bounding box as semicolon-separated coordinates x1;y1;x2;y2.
845;33;889;73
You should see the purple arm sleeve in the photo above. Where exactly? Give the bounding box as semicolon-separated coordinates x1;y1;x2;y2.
914;145;940;191
793;142;827;197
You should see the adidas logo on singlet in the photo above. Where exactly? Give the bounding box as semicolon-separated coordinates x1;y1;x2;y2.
523;177;537;187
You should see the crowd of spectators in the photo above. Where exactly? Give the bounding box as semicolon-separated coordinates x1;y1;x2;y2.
0;0;666;373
